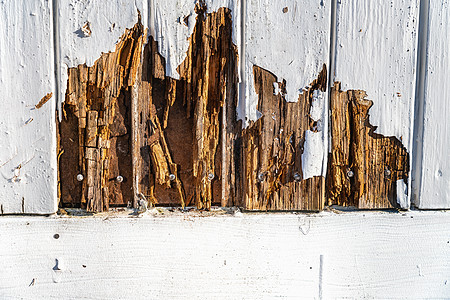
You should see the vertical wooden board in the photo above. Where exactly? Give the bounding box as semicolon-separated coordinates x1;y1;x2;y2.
416;2;450;208
332;0;419;209
142;0;240;208
242;0;331;210
57;0;146;209
0;0;57;214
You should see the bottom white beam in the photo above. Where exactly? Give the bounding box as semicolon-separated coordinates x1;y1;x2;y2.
0;210;449;299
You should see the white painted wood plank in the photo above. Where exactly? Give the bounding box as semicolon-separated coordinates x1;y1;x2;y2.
244;0;331;178
0;211;449;299
334;0;420;207
416;1;450;208
57;0;147;109
152;0;241;80
0;0;57;214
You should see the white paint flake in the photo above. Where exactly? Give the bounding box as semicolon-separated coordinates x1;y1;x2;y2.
396;179;408;209
301;130;325;180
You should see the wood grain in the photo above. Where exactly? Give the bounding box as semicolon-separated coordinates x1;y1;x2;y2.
1;211;449;299
239;65;327;211
328;83;409;209
59;20;145;211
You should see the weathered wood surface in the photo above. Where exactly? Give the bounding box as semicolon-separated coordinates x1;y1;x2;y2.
131;2;239;210
240;66;327;210
241;0;331;210
332;0;419;209
57;0;147;111
1;211;449;299
328;83;409;209
1;0;449;212
0;0;57;214
60;20;145;210
414;1;450;208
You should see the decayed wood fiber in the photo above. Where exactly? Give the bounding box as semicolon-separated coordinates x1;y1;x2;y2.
58;4;409;212
178;2;239;209
59;19;145;211
59;5;238;211
239;65;327;211
327;82;409;208
133;3;238;209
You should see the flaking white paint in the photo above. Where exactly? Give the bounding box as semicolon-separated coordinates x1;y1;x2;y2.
57;0;146;112
0;211;449;299
302;89;326;179
245;0;330;180
396;179;408;209
334;0;419;150
302;130;325;179
152;0;240;79
0;0;57;214
244;0;330;122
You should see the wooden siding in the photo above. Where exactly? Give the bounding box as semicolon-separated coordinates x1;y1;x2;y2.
0;0;448;213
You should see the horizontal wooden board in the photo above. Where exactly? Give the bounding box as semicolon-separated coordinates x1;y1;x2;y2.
0;211;449;298
0;0;57;214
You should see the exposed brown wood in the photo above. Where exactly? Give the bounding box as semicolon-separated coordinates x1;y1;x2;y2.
132;3;238;209
239;65;327;211
59;18;145;211
35;92;52;109
327;82;409;208
177;2;239;209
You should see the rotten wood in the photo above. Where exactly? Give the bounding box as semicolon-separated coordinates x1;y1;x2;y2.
132;2;238;209
239;65;327;211
59;18;145;211
327;82;409;208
